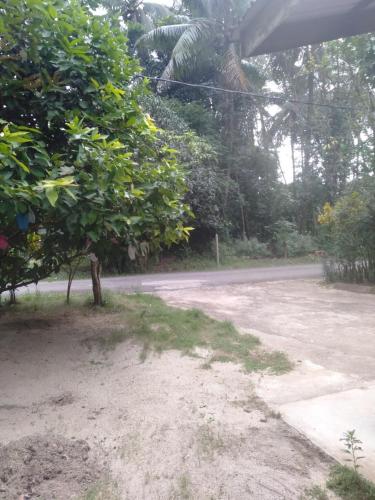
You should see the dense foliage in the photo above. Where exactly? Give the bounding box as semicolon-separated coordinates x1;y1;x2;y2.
0;0;189;298
319;178;375;283
127;0;374;267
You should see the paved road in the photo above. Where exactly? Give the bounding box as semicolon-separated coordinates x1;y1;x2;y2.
26;263;323;294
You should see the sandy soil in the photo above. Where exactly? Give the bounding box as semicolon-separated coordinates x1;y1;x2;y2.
0;304;333;499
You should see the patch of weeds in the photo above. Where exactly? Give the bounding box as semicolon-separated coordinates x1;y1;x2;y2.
120;431;141;461
196;424;224;460
98;328;129;351
269;409;282;419
11;292;291;375
82;480;120;500
89;360;106;366
301;485;329;500
111;294;290;374
327;464;375;500
210;354;234;363
168;472;193;499
200;361;212;370
243;350;292;374
177;472;193;499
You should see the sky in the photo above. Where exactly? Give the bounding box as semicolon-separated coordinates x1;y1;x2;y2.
144;0;294;182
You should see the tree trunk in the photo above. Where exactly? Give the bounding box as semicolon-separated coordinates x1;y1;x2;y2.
66;257;81;304
90;256;102;306
9;289;16;305
290;135;296;184
303;45;314;176
223;94;235;210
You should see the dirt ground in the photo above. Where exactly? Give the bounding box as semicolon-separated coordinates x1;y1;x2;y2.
0;302;334;499
0;435;100;499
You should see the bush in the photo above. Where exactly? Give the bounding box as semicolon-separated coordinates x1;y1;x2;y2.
278;232;316;257
220;238;271;259
318;177;375;283
272;220;316;257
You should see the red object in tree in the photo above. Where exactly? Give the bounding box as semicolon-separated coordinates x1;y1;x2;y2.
0;235;10;250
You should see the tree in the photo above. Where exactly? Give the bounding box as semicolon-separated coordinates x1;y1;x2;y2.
141;95;225;245
136;0;260;91
0;0;190;304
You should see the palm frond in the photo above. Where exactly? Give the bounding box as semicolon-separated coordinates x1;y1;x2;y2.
157;58;175;91
220;44;251;91
241;60;266;88
171;19;216;68
136;23;191;48
153;18;217;90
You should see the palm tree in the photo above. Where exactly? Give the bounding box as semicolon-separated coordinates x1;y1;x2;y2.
136;0;257;91
136;0;270;236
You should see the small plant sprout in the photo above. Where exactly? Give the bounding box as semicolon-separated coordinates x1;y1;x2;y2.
340;430;365;470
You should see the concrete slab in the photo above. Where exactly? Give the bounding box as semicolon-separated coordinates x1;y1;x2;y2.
279;383;375;480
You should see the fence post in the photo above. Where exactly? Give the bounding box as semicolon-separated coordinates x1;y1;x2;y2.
215;233;220;267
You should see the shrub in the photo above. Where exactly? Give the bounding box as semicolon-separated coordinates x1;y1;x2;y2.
318;177;375;283
272;220;316;257
221;238;271;259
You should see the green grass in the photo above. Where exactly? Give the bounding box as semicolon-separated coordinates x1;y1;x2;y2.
81;480;119;500
95;294;292;374
327;465;375;500
3;292;291;375
301;485;329;500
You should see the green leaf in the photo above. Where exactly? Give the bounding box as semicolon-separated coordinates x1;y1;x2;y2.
46;187;58;207
11;155;30;172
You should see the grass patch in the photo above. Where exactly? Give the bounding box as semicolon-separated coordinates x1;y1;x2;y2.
301;485;329;500
327;465;375;500
2;292;291;375
81;480;120;500
98;294;291;374
168;472;193;499
196;424;225;460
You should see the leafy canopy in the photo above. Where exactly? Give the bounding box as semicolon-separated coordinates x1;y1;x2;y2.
0;0;190;293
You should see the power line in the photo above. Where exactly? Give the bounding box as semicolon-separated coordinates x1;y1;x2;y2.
134;74;353;111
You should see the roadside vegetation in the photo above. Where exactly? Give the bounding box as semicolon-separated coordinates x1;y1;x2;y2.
302;465;375;500
302;430;375;500
327;465;375;500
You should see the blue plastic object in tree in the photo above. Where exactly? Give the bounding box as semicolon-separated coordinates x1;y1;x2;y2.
16;213;29;232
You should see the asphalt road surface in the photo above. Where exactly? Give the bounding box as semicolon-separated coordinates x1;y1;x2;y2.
24;263;323;295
